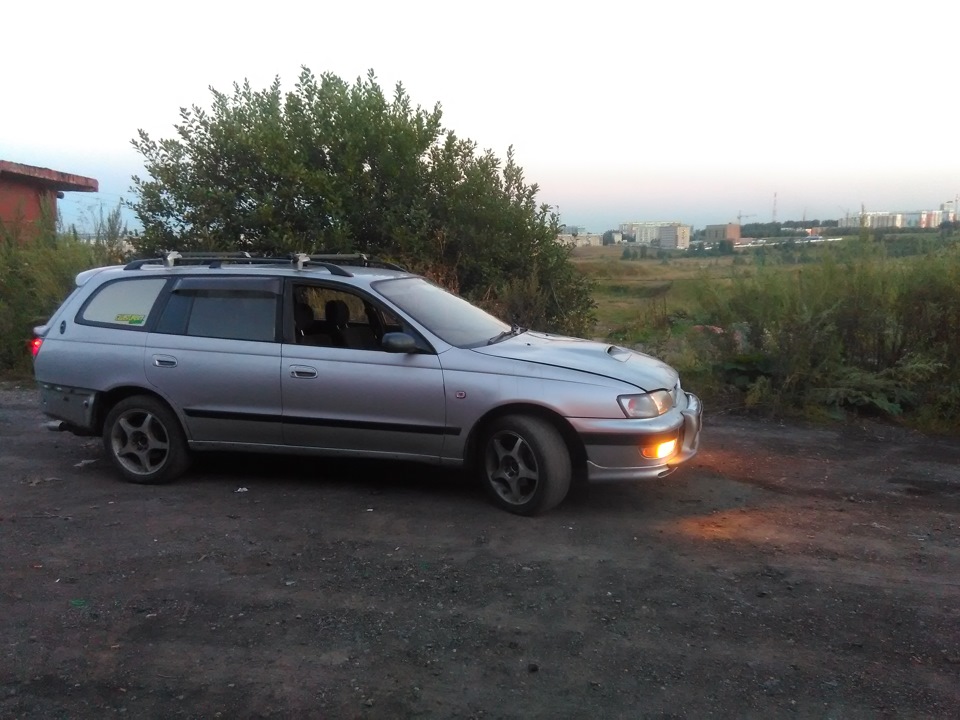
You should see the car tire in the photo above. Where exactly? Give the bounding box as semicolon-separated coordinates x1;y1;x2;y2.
102;396;190;485
480;414;572;515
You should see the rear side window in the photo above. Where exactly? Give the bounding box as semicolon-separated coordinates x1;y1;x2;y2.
155;277;281;342
79;278;167;328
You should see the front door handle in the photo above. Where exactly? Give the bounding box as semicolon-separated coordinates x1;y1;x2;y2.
153;355;178;368
290;365;318;379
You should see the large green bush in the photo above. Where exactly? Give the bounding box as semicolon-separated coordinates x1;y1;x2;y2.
130;68;594;336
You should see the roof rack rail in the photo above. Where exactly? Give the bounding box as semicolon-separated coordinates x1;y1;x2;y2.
292;253;352;276
121;250;408;274
309;253;407;271
178;251;252;257
123;251;355;276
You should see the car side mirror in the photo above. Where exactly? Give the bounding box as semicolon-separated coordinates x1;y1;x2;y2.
381;332;418;353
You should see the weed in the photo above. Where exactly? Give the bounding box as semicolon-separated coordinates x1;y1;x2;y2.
575;239;960;431
0;223;115;371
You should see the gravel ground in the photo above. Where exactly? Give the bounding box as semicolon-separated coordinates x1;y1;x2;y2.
1;381;959;719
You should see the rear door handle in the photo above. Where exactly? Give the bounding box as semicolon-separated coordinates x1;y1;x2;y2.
290;365;318;379
153;355;178;368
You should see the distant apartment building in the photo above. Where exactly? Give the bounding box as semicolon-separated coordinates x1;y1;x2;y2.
659;224;691;250
619;222;663;244
873;212;903;228
903;210;948;228
704;224;741;244
619;221;691;249
839;208;956;229
556;233;602;248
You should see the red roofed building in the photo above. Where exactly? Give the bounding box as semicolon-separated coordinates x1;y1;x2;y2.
0;160;98;239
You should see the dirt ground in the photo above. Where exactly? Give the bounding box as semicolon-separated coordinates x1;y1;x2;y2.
1;381;958;719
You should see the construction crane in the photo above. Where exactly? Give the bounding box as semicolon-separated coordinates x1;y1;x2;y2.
736;211;755;225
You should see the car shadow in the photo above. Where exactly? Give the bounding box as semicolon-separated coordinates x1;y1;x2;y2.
188;451;484;504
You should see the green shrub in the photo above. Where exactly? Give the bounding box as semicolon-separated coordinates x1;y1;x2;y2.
0;225;112;373
688;242;960;427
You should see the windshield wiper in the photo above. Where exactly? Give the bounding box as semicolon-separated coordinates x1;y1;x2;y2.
487;324;527;345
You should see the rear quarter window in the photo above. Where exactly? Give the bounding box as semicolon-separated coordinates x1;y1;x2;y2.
78;278;167;329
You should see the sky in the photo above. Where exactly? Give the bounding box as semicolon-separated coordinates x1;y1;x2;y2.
2;0;957;233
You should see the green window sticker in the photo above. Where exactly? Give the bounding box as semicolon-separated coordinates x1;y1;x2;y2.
115;314;146;325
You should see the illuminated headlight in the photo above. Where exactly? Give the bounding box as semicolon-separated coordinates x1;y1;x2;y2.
618;390;674;418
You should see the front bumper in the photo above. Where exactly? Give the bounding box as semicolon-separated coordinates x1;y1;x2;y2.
574;392;702;482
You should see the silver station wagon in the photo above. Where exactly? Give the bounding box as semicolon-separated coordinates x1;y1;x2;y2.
32;253;702;515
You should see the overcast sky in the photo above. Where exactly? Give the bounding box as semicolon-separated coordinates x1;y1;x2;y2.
2;0;957;232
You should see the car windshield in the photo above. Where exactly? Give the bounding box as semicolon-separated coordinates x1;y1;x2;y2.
374;277;510;348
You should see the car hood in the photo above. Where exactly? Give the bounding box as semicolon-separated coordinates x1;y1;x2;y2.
472;332;678;391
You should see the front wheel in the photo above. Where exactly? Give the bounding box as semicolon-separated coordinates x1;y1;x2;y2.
480;415;572;515
102;396;190;484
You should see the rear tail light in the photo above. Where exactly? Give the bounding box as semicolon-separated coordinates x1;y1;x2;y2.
29;337;43;358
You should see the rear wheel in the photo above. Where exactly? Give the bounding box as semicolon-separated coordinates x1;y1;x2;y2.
480;415;571;515
102;396;190;484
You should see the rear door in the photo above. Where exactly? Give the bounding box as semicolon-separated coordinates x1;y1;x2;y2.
145;276;283;446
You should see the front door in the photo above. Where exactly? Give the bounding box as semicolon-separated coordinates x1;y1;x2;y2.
281;282;447;460
281;344;447;460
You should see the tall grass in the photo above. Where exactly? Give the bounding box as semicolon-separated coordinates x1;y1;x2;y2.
689;241;960;427
577;239;960;430
0;224;114;373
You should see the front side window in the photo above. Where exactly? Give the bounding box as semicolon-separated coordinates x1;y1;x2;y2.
79;278;167;329
292;284;391;350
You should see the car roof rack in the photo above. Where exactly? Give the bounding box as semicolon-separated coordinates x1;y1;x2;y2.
308;253;407;271
123;251;406;276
